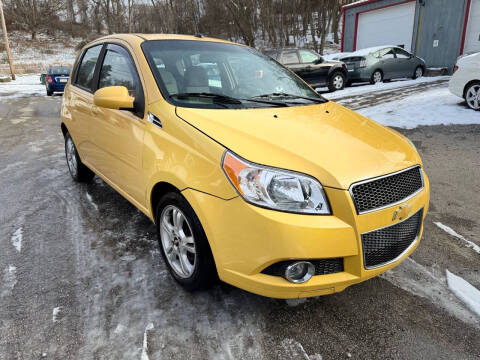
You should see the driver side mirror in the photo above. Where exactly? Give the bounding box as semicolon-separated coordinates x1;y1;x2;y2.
94;86;134;110
313;57;324;65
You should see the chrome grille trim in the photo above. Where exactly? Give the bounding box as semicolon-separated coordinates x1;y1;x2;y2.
361;208;423;269
349;165;424;214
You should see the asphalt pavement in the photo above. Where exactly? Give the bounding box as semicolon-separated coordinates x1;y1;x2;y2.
0;85;479;359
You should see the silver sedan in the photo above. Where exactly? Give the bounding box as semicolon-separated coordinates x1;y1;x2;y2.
341;46;426;85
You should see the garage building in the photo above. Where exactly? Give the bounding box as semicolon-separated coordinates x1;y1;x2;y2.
341;0;479;72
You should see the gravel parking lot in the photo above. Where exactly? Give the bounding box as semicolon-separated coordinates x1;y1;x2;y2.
0;80;479;359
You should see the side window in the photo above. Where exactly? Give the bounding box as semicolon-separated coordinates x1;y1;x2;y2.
99;49;136;96
379;48;396;59
395;48;411;59
75;45;102;90
299;50;320;63
280;50;300;65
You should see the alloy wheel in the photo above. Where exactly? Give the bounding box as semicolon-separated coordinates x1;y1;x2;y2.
373;71;382;83
466;84;480;110
66;137;78;177
333;74;344;90
160;205;197;278
415;67;423;78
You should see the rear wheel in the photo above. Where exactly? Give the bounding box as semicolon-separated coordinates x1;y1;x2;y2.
413;66;424;79
65;133;94;182
47;90;53;96
465;82;480;111
328;71;346;92
156;192;217;291
370;70;383;84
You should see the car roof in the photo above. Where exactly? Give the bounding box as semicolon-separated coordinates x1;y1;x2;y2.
344;45;397;57
83;33;239;51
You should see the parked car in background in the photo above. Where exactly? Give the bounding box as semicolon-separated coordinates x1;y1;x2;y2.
45;66;71;96
264;48;348;92
449;52;480;111
340;46;425;85
61;34;429;299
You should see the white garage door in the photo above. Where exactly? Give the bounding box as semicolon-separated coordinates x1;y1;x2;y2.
464;0;480;54
356;2;416;52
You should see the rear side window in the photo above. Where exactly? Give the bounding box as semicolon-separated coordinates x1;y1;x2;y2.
99;50;136;94
76;45;102;90
280;50;300;65
378;48;395;59
395;48;411;59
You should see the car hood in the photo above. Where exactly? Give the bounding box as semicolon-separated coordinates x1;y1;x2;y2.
175;101;421;190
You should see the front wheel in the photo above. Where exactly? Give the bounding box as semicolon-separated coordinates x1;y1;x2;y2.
413;66;424;79
65;133;94;182
370;70;383;84
156;192;217;291
465;82;480;111
328;71;346;92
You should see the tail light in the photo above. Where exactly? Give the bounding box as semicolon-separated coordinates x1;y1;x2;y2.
46;75;53;83
453;65;459;73
359;59;367;68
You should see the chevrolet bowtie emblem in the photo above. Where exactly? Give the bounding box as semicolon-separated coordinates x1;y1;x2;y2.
392;204;412;221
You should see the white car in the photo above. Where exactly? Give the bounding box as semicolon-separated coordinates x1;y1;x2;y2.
449;52;480;111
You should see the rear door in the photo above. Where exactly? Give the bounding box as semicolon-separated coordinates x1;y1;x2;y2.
67;44;103;163
279;50;304;78
394;47;415;78
297;49;328;86
90;43;147;206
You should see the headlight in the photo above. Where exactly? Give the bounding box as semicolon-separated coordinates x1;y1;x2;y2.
222;151;331;215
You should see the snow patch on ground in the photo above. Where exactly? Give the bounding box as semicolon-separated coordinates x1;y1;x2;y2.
11;227;23;253
1;265;17;298
280;338;323;360
285;298;308;307
0;74;46;99
381;258;479;325
434;222;480;254
52;307;63;322
141;323;154;360
323;76;450;100
357;87;480;129
446;270;480;317
86;192;99;211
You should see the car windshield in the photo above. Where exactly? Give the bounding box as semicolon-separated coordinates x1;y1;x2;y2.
49;66;71;75
142;40;326;109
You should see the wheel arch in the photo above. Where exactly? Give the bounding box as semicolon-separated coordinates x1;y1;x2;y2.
60;122;69;137
463;80;480;99
150;181;182;222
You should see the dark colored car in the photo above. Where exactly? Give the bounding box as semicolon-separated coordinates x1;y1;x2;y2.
263;48;348;92
340;46;426;85
45;66;71;96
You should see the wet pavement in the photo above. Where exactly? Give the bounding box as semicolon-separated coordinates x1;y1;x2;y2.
0;86;479;359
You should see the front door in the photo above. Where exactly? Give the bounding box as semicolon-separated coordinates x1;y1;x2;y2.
90;43;147;206
297;49;328;86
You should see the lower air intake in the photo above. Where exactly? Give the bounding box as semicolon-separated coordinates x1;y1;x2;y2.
362;209;423;269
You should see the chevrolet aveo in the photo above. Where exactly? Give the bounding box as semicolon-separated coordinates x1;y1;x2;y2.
61;34;430;299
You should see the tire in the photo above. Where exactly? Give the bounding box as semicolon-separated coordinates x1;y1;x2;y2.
156;192;217;291
413;66;424;80
328;71;346;92
47;90;53;96
64;132;95;182
370;70;383;84
464;82;480;111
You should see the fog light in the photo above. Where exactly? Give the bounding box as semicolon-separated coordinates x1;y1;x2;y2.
284;261;315;284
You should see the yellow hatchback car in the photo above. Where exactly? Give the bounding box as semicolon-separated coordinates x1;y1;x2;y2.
61;34;430;299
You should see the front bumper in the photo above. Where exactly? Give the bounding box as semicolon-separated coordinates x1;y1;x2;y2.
182;170;430;299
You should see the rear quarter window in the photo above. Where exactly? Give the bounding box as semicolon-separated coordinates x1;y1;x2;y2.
74;45;102;91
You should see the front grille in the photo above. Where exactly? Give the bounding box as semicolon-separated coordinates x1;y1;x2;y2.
262;258;344;277
350;166;423;214
362;209;423;269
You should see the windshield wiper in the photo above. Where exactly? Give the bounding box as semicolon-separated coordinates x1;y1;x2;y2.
170;92;289;107
250;92;327;104
170;92;242;105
